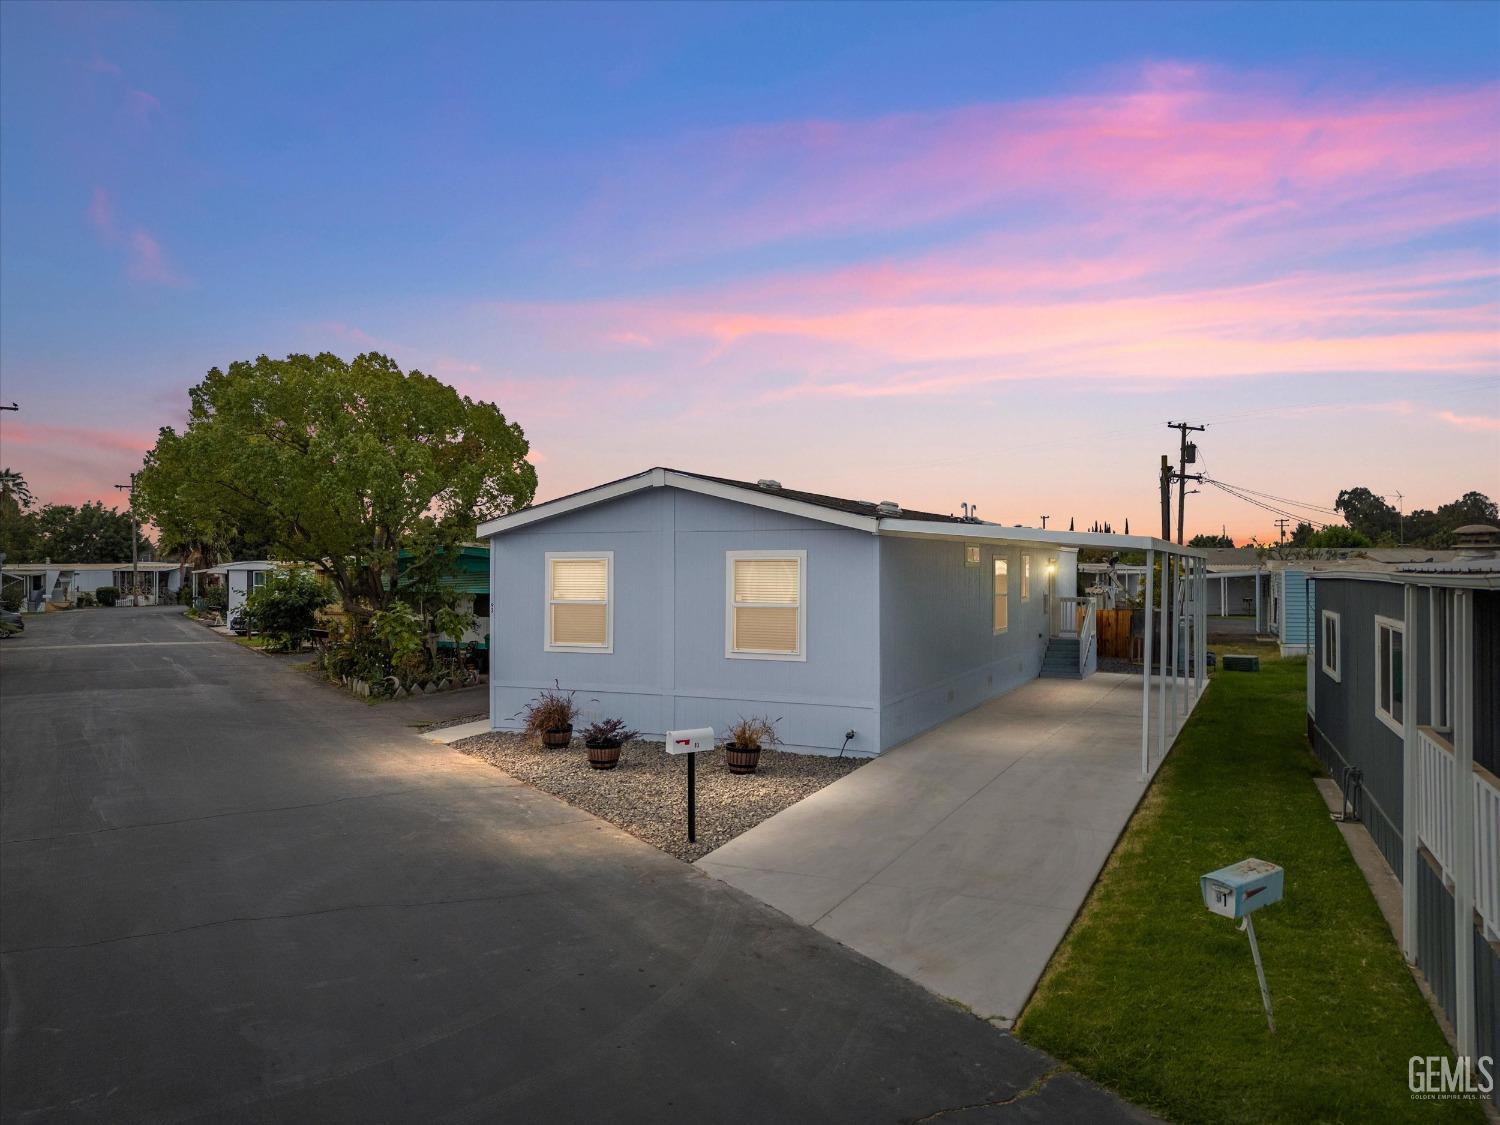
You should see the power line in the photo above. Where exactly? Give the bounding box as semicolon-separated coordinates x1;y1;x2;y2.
1203;478;1334;531
1201;477;1341;516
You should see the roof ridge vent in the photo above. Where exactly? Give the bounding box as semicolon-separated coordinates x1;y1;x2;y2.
756;479;782;491
875;500;902;517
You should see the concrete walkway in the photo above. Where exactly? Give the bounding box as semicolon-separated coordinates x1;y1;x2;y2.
699;673;1193;1023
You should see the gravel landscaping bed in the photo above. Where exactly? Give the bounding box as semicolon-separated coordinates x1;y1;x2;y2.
453;731;868;862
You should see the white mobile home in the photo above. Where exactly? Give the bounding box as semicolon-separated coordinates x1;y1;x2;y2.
481;468;1207;757
0;561;183;611
196;560;279;626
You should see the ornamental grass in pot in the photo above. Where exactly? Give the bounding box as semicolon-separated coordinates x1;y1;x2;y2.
581;718;640;770
519;683;581;748
723;715;781;775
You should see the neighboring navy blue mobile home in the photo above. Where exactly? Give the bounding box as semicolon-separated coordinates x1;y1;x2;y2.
1309;556;1500;1096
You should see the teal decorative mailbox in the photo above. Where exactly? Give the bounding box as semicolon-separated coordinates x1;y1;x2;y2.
1200;857;1283;1031
1201;858;1283;919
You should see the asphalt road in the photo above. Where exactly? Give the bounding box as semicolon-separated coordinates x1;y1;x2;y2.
1;607;1150;1124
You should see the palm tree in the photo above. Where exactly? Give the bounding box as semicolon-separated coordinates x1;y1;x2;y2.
0;467;32;511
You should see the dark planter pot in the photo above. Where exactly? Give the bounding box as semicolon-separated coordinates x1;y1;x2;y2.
541;726;573;749
585;740;623;769
725;745;761;775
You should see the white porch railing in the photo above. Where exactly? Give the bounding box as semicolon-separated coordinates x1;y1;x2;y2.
1079;601;1097;677
1052;596;1088;639
1416;726;1500;941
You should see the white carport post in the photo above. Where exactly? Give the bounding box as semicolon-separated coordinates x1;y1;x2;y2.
1454;588;1476;1061
1140;548;1155;779
1402;582;1419;963
1157;549;1169;766
1196;557;1206;701
1169;553;1180;735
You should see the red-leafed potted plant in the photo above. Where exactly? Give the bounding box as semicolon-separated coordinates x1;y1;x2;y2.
723;715;781;775
519;683;580;748
581;717;640;770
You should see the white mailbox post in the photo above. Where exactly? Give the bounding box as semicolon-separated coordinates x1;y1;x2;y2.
666;728;713;843
1200;858;1284;1031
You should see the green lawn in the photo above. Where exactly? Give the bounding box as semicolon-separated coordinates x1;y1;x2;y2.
1016;649;1481;1124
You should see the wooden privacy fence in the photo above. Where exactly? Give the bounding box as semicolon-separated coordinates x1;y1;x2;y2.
1095;608;1134;660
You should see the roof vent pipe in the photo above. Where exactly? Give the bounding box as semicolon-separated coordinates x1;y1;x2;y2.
876;501;902;517
757;479;782;491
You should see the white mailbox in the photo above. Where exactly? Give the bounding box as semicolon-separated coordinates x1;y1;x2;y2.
666;728;713;756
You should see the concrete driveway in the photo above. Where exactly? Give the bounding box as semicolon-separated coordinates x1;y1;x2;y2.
0;607;1150;1124
700;674;1193;1025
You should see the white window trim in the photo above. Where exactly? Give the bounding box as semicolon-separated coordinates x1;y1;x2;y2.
1320;609;1341;682
725;549;807;662
544;551;613;654
1021;555;1031;602
1374;613;1404;736
992;553;1009;635
964;544;981;568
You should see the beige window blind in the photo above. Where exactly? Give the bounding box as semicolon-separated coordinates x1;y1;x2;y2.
548;556;609;648
993;557;1009;633
731;555;801;655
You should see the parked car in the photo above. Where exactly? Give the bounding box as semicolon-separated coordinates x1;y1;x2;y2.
0;607;24;637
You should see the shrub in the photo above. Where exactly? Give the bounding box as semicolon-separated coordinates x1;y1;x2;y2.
519;683;580;734
725;715;782;751
581;717;640;749
203;585;228;612
243;568;336;651
75;591;97;608
372;600;428;682
177;585;193;606
319;622;390;685
95;586;119;607
0;589;19;612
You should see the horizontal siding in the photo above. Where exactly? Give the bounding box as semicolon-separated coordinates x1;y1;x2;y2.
1308;719;1404;873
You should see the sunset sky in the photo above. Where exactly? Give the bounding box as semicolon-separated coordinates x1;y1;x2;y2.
1;1;1496;543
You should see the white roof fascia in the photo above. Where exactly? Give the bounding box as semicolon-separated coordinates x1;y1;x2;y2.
478;468;878;538
877;519;1205;558
477;470;660;538
1312;569;1500;590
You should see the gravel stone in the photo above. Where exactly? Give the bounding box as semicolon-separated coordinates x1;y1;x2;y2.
452;732;869;862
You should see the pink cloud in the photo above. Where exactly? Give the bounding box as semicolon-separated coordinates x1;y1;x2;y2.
85;186;184;287
125;229;181;285
578;65;1499;260
86;186;116;238
1434;410;1500;432
123;88;161;125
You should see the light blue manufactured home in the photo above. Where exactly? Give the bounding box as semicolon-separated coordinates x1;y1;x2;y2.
480;468;1105;756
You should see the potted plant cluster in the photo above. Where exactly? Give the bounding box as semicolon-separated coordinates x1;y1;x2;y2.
520;683;581;748
723;715;781;775
581;718;640;770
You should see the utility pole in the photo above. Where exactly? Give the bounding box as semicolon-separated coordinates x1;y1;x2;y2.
114;473;139;606
1040;515;1049;530
0;403;17;411
1159;455;1173;541
1166;421;1205;545
1275;518;1290;544
1393;489;1405;545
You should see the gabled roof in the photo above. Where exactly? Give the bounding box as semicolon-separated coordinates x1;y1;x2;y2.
479;467;1202;556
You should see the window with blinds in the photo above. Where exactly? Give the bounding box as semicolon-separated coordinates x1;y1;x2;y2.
727;551;805;659
546;554;611;651
993;557;1009;634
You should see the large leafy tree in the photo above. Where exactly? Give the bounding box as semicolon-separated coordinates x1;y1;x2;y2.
12;502;152;562
135;352;536;614
1333;487;1400;542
